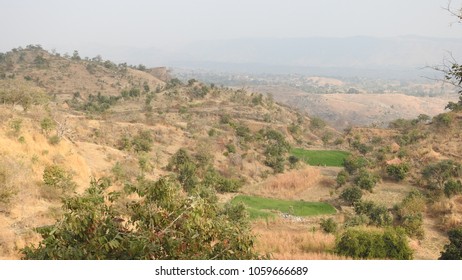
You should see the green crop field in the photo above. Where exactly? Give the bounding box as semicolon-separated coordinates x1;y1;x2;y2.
231;195;336;219
291;149;350;167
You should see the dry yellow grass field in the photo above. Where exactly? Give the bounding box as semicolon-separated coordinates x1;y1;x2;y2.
252;218;348;260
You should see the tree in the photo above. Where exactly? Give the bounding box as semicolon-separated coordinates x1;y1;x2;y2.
340;186;362;206
343;155;369;175
354;169;379;192
440;227;462;260
72;50;81;60
422;160;461;190
22;177;259;260
336;170;349;188
262;129;291;173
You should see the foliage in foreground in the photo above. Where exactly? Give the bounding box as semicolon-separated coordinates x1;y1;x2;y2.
21;177;259;260
439;227;462;260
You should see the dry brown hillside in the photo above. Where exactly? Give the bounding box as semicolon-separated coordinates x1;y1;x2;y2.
0;46;346;259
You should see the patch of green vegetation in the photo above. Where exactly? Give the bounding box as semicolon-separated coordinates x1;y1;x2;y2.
231;195;336;219
290;149;350;167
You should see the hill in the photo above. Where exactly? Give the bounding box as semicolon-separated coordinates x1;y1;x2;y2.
1;46;461;260
0;46;344;259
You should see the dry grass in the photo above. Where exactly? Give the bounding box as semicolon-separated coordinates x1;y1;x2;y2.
428;196;462;231
244;167;322;199
252;218;347;260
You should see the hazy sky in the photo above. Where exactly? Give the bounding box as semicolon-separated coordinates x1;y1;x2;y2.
1;0;461;53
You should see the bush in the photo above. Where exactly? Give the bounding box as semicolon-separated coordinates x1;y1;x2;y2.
203;169;242;193
131;130;154;153
440;227;462;260
400;214;424;240
335;227;413;260
433;113;453;128
21;177;259;260
40;117;55;136
320;218;338;233
48;135;60;145
386;163;410;181
225;144;236;154
444;179;462;198
42;165;76;193
340;186;362;206
310;117;326;130
263;129;291;173
354;169;379;192
354;201;392;227
343;155;369;175
336;170;349;188
422;160;462;190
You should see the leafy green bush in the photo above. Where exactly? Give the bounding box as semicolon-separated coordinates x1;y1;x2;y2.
203;169;242;193
354;169;379;192
444;179;462;198
335;227;413;260
263;129;291;173
433;113;453;128
440;227;462;260
340;186;362;206
354;201;392;227
22;177;259;260
386;163;410;181
422;160;462;190
343;155;369;175
40;117;55;136
336;170;349;188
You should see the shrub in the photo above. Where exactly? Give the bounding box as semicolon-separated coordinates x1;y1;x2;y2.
444;179;462;198
335;227;413;260
433;113;452;128
225;144;236;154
42;165;76;193
9;118;22;135
203;169;242;193
340;186;362;206
354;169;379;192
386;163;410;181
320;218;338;233
440;227;462;260
310;117;326;130
131;130;154;153
343;155;369;175
21;177;259;260
288;155;300;168
40;117;55;136
48;135;60;145
354;201;392;227
336;170;349;188
400;214;424;240
263;130;291;173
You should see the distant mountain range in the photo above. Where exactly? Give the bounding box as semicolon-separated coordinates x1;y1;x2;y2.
79;36;462;79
